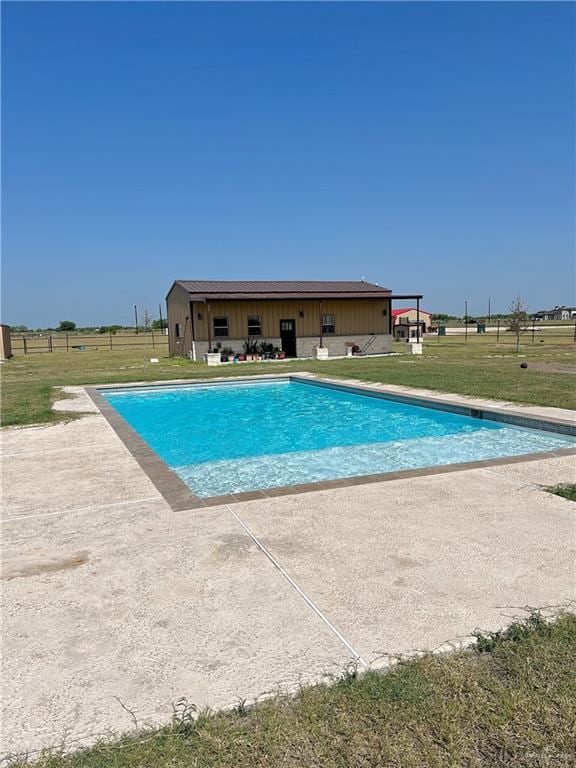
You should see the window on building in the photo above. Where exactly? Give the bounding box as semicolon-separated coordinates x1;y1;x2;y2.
321;314;336;335
175;323;181;339
213;316;229;338
247;316;262;336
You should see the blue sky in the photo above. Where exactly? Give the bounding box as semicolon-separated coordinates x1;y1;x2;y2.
2;1;574;327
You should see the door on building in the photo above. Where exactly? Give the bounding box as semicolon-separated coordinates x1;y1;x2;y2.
279;319;297;357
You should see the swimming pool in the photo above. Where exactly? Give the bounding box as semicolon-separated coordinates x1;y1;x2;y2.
101;377;576;498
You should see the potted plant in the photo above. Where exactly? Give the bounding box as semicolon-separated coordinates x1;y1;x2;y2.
205;341;222;366
220;346;234;362
259;341;275;359
243;338;257;361
277;349;286;360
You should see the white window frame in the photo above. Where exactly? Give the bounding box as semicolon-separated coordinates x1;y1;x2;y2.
247;315;263;337
321;314;336;335
213;316;230;338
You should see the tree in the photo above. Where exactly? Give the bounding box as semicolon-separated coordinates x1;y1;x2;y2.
142;308;152;332
58;320;76;332
151;318;167;330
508;295;529;352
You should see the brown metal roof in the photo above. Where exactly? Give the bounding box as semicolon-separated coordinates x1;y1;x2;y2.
172;280;392;300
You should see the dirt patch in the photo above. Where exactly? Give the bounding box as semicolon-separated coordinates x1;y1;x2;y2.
2;551;89;580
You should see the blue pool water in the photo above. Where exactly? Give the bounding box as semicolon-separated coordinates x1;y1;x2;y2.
103;379;575;497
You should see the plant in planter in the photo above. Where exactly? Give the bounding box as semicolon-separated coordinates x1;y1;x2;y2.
205;341;222;366
277;348;286;360
259;341;274;359
220;346;234;362
243;338;260;361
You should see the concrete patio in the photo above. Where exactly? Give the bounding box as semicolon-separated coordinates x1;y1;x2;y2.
2;380;575;757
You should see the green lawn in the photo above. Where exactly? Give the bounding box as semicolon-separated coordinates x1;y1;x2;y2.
2;331;575;427
10;612;576;768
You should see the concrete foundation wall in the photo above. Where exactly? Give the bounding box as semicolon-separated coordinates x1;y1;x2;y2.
297;334;393;357
191;338;282;359
190;334;393;360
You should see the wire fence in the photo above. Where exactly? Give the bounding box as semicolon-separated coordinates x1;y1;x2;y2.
10;331;169;354
8;321;576;355
429;319;576;349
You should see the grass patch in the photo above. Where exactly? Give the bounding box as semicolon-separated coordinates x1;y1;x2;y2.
546;484;576;502
9;611;576;767
1;331;575;427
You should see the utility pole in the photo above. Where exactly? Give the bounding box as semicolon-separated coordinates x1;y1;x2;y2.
134;305;139;334
159;303;164;332
464;300;468;343
488;298;491;325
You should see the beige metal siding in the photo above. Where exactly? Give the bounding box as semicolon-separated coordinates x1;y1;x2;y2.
167;284;193;356
191;298;391;342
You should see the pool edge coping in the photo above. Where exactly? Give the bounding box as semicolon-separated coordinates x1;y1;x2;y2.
86;388;205;511
86;374;576;511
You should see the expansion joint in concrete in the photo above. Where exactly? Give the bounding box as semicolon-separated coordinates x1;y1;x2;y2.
225;504;368;667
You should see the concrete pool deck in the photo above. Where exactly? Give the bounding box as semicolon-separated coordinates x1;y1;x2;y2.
2;376;575;757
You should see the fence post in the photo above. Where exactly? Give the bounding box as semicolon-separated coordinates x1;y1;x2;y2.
49;335;53;353
109;331;113;350
23;336;27;354
573;320;576;343
152;330;155;348
66;333;69;352
497;319;500;342
531;316;535;343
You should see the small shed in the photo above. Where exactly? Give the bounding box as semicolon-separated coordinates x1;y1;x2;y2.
0;325;13;360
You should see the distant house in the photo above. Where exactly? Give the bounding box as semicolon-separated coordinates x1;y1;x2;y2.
391;307;432;339
533;306;576;321
166;280;423;359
